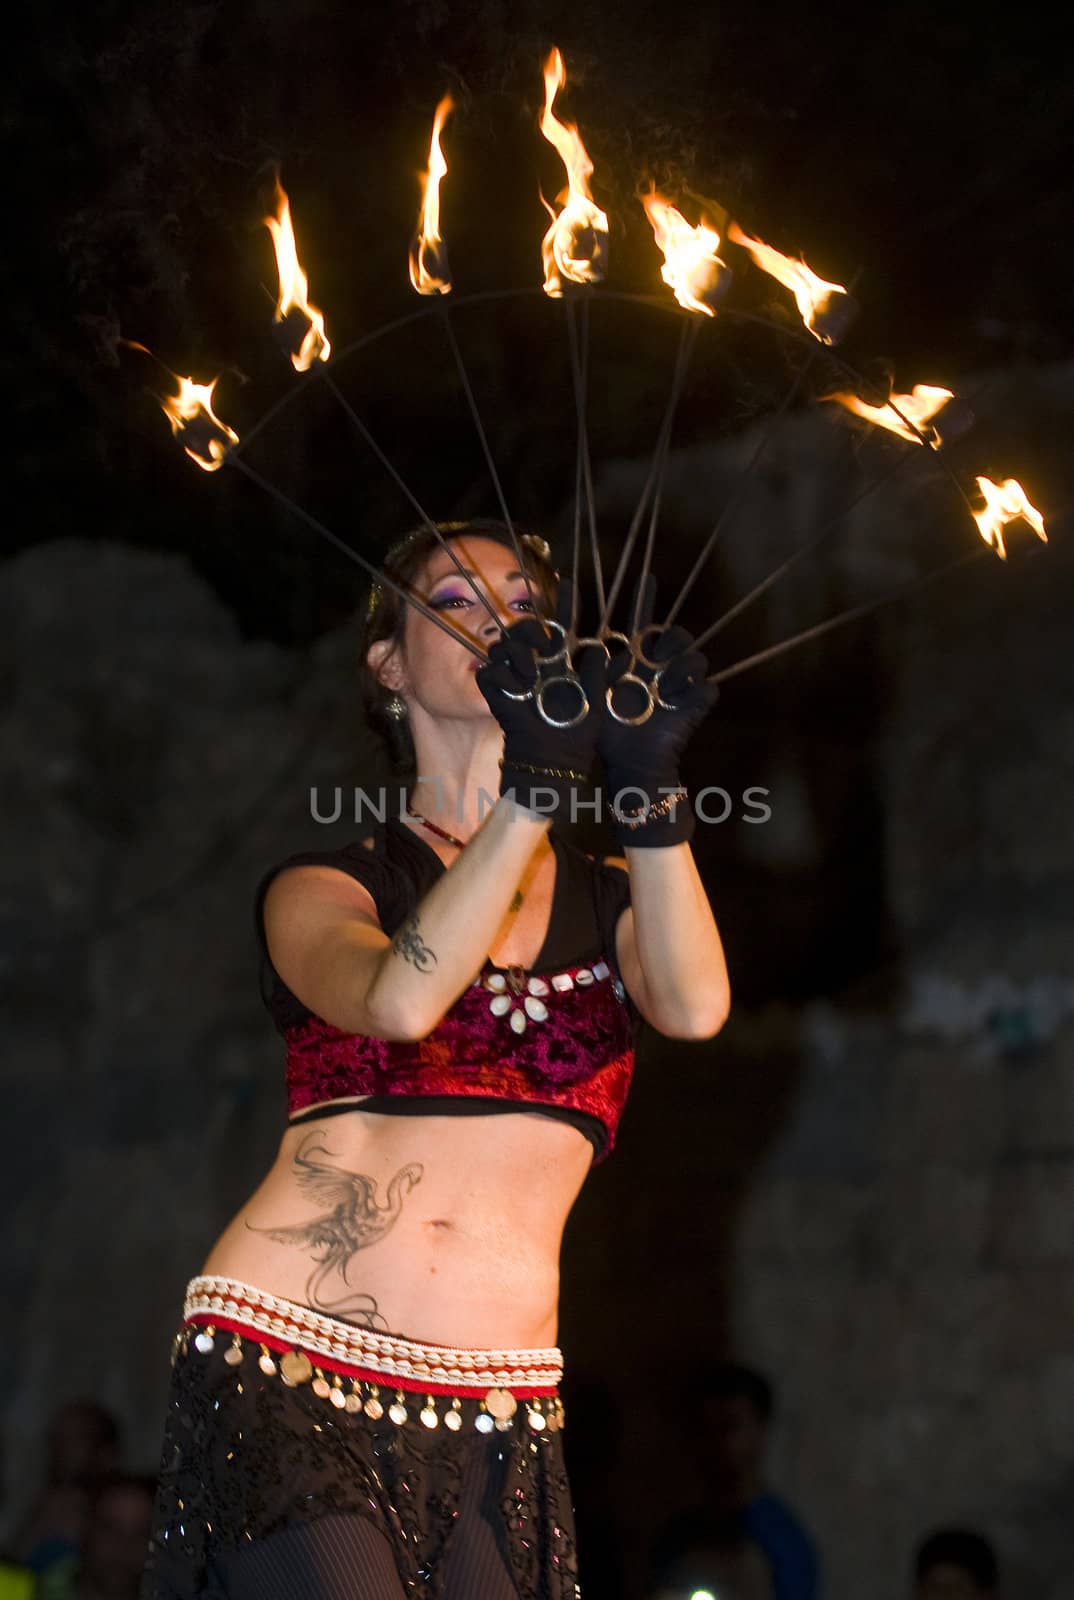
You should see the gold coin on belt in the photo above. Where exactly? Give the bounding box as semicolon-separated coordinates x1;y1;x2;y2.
484;1387;518;1421
279;1351;313;1386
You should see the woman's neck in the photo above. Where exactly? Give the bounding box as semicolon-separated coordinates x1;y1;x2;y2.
406;720;505;842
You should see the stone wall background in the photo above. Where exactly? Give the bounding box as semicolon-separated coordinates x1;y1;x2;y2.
3;363;1072;1596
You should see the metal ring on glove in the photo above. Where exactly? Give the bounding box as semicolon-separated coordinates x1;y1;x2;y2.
497;618;571;701
606;672;656;726
652;662;696;713
536;674;590;729
535;618;570;666
632;624;667;673
570;634;611;662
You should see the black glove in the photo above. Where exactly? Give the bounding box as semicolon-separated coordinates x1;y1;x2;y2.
476;578;608;822
599;578;719;847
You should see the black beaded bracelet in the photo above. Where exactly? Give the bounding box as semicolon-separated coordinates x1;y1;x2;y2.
608;781;695;847
498;756;589;783
614;787;689;829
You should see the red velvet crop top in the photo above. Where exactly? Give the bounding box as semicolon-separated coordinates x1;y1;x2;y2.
254;818;637;1160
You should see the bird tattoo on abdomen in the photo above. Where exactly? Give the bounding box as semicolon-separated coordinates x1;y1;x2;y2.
247;1131;424;1327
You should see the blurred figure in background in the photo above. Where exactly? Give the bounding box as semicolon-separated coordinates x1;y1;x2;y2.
647;1362;819;1600
38;1477;155;1600
5;1403;121;1577
0;1564;34;1600
913;1528;998;1600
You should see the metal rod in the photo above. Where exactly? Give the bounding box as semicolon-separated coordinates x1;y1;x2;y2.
226;291;793;657
630;320;701;636
235;290;540;461
600;317;697;633
691;447;916;652
818;345;981;521
232;290;815;465
579;300;603;619
693;371;999;653
881;393;980;518
710;547;984;685
437;302;542;624
565;295;605;624
663;345;817;628
316;368;507;639
566;303;583;635
225;453;487;660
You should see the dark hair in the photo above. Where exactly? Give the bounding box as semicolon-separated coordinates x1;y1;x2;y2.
915;1528;998;1591
357;519;559;776
692;1361;774;1423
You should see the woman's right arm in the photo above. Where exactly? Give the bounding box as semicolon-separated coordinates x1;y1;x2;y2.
262;798;550;1041
266;590;606;1042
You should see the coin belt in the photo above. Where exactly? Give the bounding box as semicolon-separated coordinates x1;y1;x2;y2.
178;1274;566;1435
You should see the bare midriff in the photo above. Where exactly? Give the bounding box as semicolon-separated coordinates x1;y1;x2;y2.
200;1100;593;1350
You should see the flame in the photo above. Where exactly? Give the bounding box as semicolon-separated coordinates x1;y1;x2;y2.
263;172;331;371
410;95;454;295
642;192;729;317
728;221;850;343
161;373;239;472
971;476;1047;560
539;47;608;296
826;384;955;446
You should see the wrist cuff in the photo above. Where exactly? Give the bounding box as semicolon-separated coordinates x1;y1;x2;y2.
609;783;694;847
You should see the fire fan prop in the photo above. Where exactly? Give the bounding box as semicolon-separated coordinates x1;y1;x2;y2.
127;45;1048;713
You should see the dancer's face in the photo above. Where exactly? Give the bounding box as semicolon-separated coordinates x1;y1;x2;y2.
369;536;540;720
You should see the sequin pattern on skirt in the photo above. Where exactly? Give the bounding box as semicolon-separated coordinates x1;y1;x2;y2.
142;1323;580;1600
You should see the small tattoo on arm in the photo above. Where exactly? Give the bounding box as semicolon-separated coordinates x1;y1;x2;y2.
391;913;437;972
246;1132;424;1327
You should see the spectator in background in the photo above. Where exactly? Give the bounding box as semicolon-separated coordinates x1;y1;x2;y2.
6;1403;121;1576
913;1528;998;1599
38;1477;155;1600
647;1362;819;1600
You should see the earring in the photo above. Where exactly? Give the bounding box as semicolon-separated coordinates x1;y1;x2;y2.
385;694;408;721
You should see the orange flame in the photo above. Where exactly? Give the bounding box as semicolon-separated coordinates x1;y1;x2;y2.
160;373;239;472
728;221;850;343
642;192;730;317
826;384;955;446
264;173;331;371
539;48;608;297
971;476;1047;560
410;95;454;295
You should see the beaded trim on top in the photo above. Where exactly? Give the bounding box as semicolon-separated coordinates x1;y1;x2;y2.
479;958;614;1033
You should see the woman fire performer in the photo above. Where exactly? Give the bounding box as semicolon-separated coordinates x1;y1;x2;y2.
143;520;730;1600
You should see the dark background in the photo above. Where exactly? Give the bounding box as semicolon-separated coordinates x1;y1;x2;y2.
11;0;1072;636
6;2;1074;1593
12;0;1071;994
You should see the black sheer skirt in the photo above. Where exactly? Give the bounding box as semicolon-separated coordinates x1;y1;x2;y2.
142;1327;581;1600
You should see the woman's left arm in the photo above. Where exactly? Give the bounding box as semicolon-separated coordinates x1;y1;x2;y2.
607;847;730;1039
593;582;730;1039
